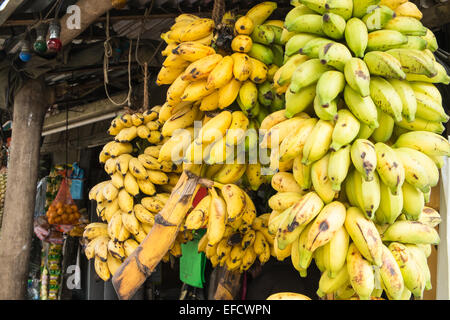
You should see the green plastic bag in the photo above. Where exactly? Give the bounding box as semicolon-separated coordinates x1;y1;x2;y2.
179;229;207;288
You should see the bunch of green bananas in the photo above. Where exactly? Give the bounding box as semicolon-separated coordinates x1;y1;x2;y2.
189;183;274;272
257;0;450;300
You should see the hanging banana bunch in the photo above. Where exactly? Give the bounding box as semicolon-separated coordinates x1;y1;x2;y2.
86;0;450;301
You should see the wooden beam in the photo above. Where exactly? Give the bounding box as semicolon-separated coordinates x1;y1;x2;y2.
1;11;209;27
0;0;27;27
42;93;126;133
0;78;47;299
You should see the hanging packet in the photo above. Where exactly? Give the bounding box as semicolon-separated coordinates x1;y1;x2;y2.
70;162;84;200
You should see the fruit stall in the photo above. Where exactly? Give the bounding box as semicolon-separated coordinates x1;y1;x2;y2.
0;0;449;302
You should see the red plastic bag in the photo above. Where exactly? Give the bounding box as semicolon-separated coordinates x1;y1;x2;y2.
46;178;81;227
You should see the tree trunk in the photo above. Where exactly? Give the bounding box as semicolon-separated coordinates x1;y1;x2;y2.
0;79;47;300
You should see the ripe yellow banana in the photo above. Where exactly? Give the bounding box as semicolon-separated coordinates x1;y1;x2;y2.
118;189;133;213
268;192;303;212
374;142;405;195
181;80;212;102
344;207;383;266
218;78;242;109
276;192;324;250
179;18;215;42
379;244;405;300
196;110;232;145
376;180;403;225
245;1;277;26
302;119;334;165
279;118;318;162
305;201;346;252
213;162;247;185
218;184;246;222
388;242;425;299
84;236;104;260
115;126;138;143
133;204;155;225
271;172;303;193
141;196;165;214
418;206;441;228
182;54;223;82
161;105;198;137
231;53;252;82
350;139;377;182
166;74;190;107
102;182;119;202
406;244;432;291
207;187;227;246
369;76;404;122
292;155;312;192
246;162;266;191
108;239;125;261
328;145;351;192
260;115;309;149
388;78;417;122
128;157;149;180
381;220;440;245
395;147;433;193
311;153;338;204
323;226;349;278
121;211;140;235
123;172;139;196
363;51;406;80
156;65;186;85
94;255;111;282
317;264;349;298
232;35;253;53
346;243;375;300
83;223;109;241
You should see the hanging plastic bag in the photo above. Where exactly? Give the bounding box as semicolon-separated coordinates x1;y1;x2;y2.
34;177;47;218
69;162;84;200
46;178;81;227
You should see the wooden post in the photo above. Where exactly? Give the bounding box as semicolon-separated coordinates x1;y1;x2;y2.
213;267;242;300
112;166;203;300
0;79;48;300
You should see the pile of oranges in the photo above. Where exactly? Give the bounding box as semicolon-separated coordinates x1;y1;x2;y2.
46;201;81;225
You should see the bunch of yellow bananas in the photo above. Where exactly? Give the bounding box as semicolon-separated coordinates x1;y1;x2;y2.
82;216;192;281
85;106;195;280
157;2;280;120
186;183;274;272
87;0;450;299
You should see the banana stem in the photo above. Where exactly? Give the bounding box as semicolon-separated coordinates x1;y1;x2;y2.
213;181;225;190
197;177;215;189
